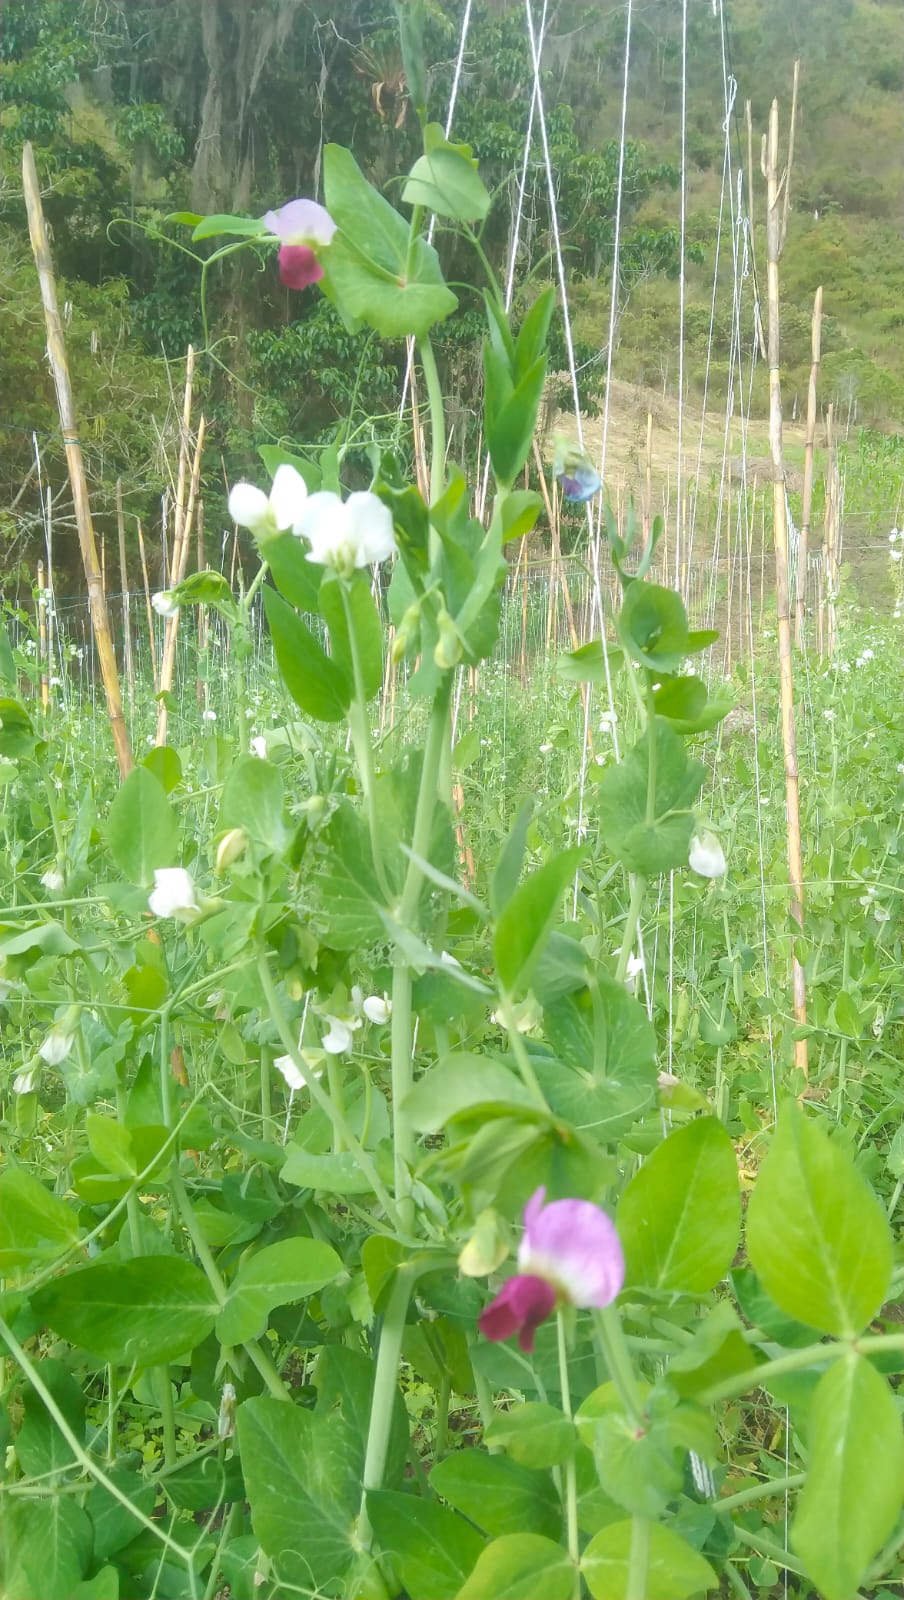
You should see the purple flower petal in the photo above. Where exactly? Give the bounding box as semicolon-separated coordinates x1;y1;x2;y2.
264;198;336;247
278;244;323;290
519;1186;624;1308
478;1273;557;1352
558;465;602;503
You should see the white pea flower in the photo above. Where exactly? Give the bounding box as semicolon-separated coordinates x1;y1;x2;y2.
874;906;891;924
689;830;727;879
201;709;217;722
823;709;836;722
598;710;618;729
13;1065;41;1095
539;743;553;754
217;1383;237;1441
41;868;65;893
362;993;391;1025
152;591;179;617
228;463;309;538
892;551;903;563
39;1025;76;1067
274;1050;323;1091
321;1014;359;1054
624;952;644;991
295;490;396;574
250;736;267;759
148;867;203;923
890;528;900;542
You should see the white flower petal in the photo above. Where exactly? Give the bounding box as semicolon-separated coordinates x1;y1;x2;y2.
689;831;727;879
343;492;397;565
273;1052;307;1091
41;868;65;893
13;1065;41;1094
362;994;391;1025
269;464;309;530
228;481;271;532
294;490;344;558
152;591;179;617
39;1029;74;1066
250;736;267;759
148;867;203;921
321;1015;355;1054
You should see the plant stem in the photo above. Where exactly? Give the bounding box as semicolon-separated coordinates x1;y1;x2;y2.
626;1515;649;1600
499;992;549;1109
715;1472;806;1512
418;336;447;508
556;1312;581;1600
615;875;646;984
340;582;391;900
730;1524;808;1578
593;1305;645;1424
357;1265;415;1549
256;952;402;1229
391;962;415;1230
697;1331;904;1407
435;1373;452;1460
260;1043;274;1144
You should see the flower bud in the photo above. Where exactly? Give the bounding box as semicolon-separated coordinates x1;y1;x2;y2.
458;1208;510;1278
433;607;463;670
391;601;421;664
689;830;727;879
215;828;248;873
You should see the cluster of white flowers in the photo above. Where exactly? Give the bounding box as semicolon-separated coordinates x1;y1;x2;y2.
227;464;397;576
855;647;875;668
272;986;392;1092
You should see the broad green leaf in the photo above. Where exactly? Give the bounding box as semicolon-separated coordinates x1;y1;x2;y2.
106;766;178;887
319;570;384;701
162;1451;245;1511
514;287;555;377
431;1450;561;1541
617;1118;740;1293
832;988;862;1038
746;1101;893;1337
582;1520;716;1600
457;1534;575;1600
0;623;16;684
0;1167;81;1272
592;1411;683;1518
16;1359;85;1478
617;582;691;672
220;754;287;852
263;584;351;722
322;144;457;337
260;530;323;611
216;1237;342;1344
163;569;235;612
0;1498;93;1600
192;212;266;241
0;696;38;759
557;639;624;685
33;1257;218;1365
500;490;543;543
314;805;386;948
485;1402;577;1468
71;1568;120;1600
402;126;491;221
258;444;321;493
792;1353;904;1600
86;1113;167;1178
651;676;732;734
490;798;535;915
87;1463;156;1558
141;744;182;793
494;849;583;995
281;1147;381;1195
401;1053;537;1133
596;720;706;874
486;353;548;488
367;1491;486;1600
0;919;78;959
236;1396;360;1591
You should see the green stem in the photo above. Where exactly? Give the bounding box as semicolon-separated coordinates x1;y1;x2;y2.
499;992;549;1110
557;1312;581;1600
256;953;402;1229
242;558;270;612
417;336;447;508
698;1331;904;1407
615;876;646;985
399;675;453;924
593;1305;644;1424
716;1473;806;1513
340;582;391;899
326;1056;347;1155
729;1524;807;1579
357;1266;416;1549
391;962;415;1230
260;1043;274;1144
626;1515;649;1600
435;1373;452;1460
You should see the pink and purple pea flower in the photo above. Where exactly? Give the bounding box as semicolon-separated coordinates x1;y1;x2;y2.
479;1186;624;1353
264;198;337;290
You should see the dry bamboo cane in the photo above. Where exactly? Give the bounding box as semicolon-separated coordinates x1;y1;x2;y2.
156;415;207;746
822;405;840;659
796;287;823;648
116;479;134;717
763;92;808;1082
21;143;132;775
37;560;49;711
137;521;159;691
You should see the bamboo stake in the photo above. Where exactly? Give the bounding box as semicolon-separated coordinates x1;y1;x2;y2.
37;560;49;711
21;143;132;775
763;91;808;1082
115;479;134;716
796;287;823;647
823;404;840;658
137;520;159;691
156;415;207;746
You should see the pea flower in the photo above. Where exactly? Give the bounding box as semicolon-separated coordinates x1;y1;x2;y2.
148;867;204;923
250;736;268;759
362;993;391;1025
553;436;602;503
321;1014;359;1054
264;198;336;290
228;463;309;540
273;1050;323;1092
479;1187;624;1353
13;1064;41;1095
152;591;179;618
39;1006;80;1067
294;491;396;575
689;830;727;879
41;867;65;893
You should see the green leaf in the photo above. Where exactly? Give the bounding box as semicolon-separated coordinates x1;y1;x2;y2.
617;1118;740;1293
557;639;624;685
0;623;17;685
163;569;235;612
490;799;535;915
0;920;77;960
402;1053;537;1133
142;744;182;794
220;754;287;852
192;212;266;241
33;1257;219;1365
319;571;384;701
367;1491;486;1600
281;1147;381;1195
457;1534;576;1600
106;766;178;887
0;697;38;759
87;1463;156;1558
258;444;321;493
322;144;457;337
596;720;706;874
0;1498;93;1600
651;676;732;734
431;1451;561;1541
792;1354;904;1600
494;849;583;995
16;1359;85;1478
71;1567;120;1600
263;584;351;722
236;1395;360;1591
0;1167;81;1272
162;1452;245;1511
86;1114;168;1178
486;353;548;488
832;988;862;1038
617;582;691;673
402;126;491;221
485;1403;577;1468
746;1101;893;1337
261;532;323;612
500;491;543;543
216;1237;342;1344
582;1520;716;1600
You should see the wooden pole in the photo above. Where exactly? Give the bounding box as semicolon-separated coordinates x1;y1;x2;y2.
22;143;131;776
823;404;840;659
116;479;134;718
796;287;823;647
156;415;207;745
137;520;158;691
763;90;808;1082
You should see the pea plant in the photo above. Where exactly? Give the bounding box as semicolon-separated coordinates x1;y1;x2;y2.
2;14;904;1600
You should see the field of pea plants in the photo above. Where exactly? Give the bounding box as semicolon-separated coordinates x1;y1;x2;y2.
2;17;904;1600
